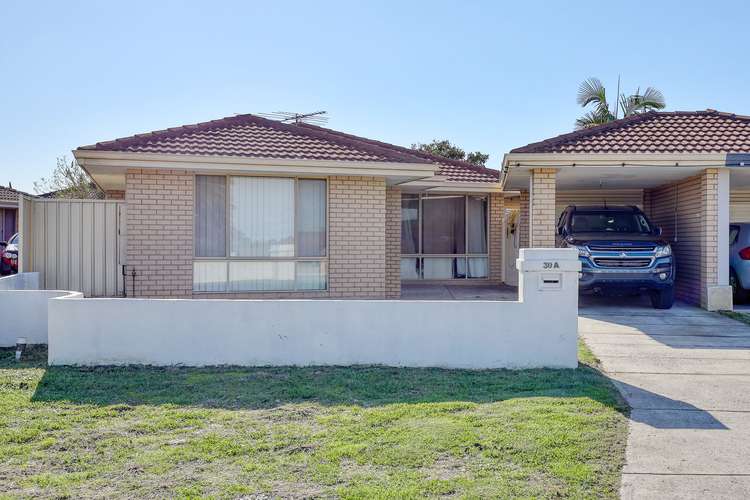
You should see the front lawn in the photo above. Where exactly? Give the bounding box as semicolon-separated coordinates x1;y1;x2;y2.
0;343;627;499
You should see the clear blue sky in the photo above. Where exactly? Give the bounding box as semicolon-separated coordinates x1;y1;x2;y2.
2;0;749;192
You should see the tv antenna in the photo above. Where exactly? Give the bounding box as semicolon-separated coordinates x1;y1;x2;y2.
255;110;328;126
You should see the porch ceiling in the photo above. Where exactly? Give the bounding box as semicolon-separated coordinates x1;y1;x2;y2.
504;165;710;190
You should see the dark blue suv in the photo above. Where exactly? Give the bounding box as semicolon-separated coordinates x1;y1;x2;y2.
557;205;675;309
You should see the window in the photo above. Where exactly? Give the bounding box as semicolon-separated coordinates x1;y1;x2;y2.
193;176;327;292
570;211;652;234
401;194;489;280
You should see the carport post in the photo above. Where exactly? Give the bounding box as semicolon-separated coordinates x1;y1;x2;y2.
706;167;732;310
528;168;557;247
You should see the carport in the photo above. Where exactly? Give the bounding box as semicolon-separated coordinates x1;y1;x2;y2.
501;110;750;311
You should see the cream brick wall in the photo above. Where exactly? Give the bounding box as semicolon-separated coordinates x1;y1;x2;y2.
700;168;720;307
529;168;557;247
125;172;392;299
385;186;401;298
645;169;721;307
328;176;387;298
519;190;529;248
126;169;193;298
489;193;504;282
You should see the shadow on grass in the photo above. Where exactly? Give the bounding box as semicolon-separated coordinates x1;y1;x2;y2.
0;346;627;413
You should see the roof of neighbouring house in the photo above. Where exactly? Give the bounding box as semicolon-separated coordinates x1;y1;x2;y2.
510;110;750;154
78;113;499;183
0;185;26;203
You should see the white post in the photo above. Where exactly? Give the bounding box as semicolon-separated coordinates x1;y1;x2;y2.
516;248;581;368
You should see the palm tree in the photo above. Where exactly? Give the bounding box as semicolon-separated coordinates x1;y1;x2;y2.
575;77;665;129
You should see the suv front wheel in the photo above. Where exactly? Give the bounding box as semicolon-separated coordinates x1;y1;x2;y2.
650;287;675;309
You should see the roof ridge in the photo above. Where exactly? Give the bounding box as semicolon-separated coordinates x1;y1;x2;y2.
510;112;657;154
296;122;499;178
510;109;750;155
79;113;433;164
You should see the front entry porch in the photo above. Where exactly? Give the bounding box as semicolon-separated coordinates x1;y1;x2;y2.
401;282;517;300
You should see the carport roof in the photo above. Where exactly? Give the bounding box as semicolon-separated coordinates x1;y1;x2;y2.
511;110;750;154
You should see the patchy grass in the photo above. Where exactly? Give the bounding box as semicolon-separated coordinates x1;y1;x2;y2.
720;309;750;326
0;344;627;499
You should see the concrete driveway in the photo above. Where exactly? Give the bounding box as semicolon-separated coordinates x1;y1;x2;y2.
579;296;750;499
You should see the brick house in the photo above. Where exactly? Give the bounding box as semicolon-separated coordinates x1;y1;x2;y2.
73;114;502;299
72;109;750;310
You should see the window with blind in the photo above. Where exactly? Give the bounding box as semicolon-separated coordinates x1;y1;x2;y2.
193;176;327;292
400;194;488;280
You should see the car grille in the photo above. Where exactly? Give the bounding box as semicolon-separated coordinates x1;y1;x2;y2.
593;258;652;268
588;244;656;252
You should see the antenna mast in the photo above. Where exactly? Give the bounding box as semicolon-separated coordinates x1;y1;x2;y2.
256;110;328;125
614;74;621;119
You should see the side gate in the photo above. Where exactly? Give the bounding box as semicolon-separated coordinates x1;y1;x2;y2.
19;196;126;296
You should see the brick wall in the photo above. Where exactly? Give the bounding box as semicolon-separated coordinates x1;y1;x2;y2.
529;168;557;247
104;190;126;200
385;186;401;298
126;169;193;298
489;192;504;282
645;171;716;306
328;176;387;298
519;191;529;248
700;169;720;307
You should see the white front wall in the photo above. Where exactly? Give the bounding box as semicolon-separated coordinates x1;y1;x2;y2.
41;249;580;369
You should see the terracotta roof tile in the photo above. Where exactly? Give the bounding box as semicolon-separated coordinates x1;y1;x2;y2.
511;110;750;154
79;114;500;183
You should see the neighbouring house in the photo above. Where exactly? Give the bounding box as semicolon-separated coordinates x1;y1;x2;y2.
0;185;24;242
72;114;503;299
502;109;750;310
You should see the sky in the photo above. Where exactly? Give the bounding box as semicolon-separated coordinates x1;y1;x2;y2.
2;0;749;193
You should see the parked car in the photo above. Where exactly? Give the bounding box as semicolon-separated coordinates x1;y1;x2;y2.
729;223;750;302
1;232;18;275
557;205;675;309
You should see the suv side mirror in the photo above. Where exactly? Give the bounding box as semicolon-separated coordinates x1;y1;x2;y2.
653;227;663;236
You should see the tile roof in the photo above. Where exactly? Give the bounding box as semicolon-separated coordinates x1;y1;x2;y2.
79;113;499;183
0;186;23;203
511;110;750;154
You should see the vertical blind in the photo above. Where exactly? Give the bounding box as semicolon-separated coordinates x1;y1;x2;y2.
194;176;327;292
401;194;489;280
194;176;226;257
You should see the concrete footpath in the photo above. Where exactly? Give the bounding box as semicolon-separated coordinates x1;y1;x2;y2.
579;296;750;500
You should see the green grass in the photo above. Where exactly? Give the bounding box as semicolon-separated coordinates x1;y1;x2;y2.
720;309;750;326
0;343;627;499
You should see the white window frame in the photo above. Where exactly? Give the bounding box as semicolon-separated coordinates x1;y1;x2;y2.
193;174;329;292
401;193;490;281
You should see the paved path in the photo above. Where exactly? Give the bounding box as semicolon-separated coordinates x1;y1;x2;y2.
579;296;750;500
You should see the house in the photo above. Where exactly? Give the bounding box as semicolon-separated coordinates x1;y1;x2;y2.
69;109;750;310
0;185;23;242
502;109;750;310
72;114;503;299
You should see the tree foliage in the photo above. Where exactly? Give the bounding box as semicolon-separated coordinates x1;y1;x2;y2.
411;139;490;166
576;77;665;129
34;157;103;199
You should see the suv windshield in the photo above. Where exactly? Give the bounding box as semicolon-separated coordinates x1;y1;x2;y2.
571;211;652;234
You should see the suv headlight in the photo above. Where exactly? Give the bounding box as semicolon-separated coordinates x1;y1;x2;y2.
655;245;672;258
567;243;590;257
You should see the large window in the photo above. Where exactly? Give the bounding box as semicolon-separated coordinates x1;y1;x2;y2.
401;194;489;280
194;176;327;292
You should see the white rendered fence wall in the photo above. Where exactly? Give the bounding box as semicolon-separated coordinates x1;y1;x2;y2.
47;248;581;369
0;273;82;346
